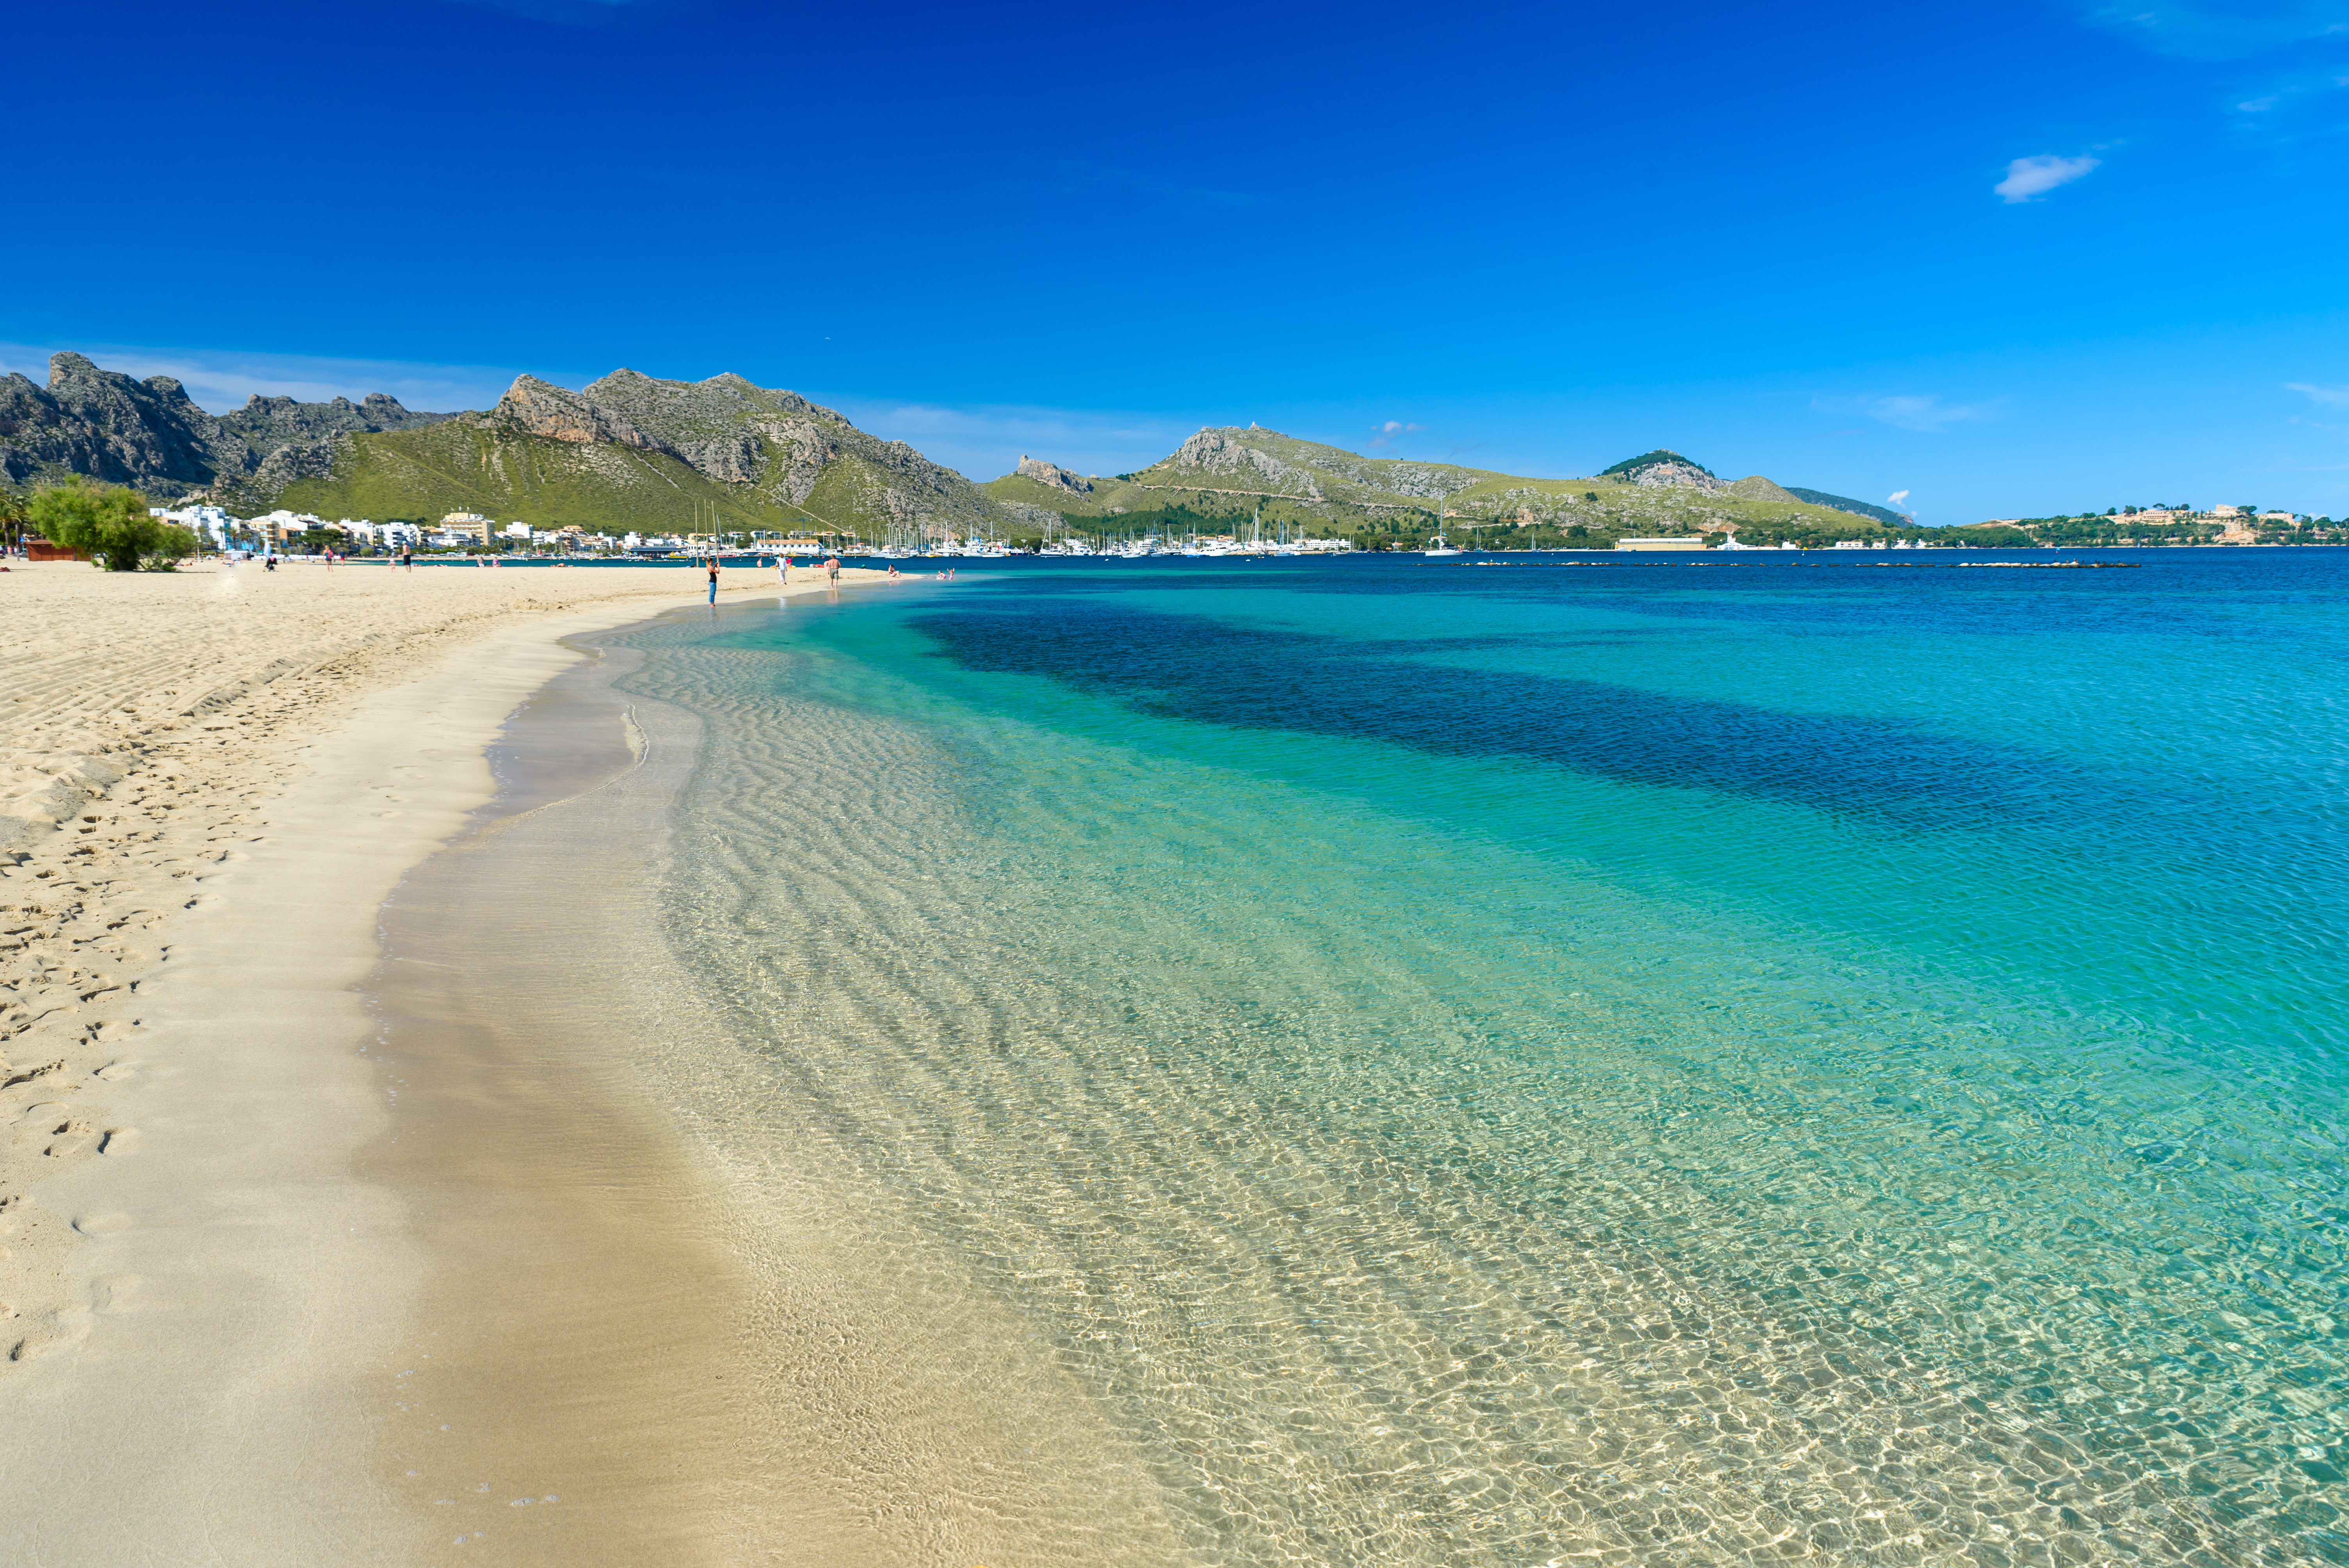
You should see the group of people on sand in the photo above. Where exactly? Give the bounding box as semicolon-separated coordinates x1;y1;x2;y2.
705;554;843;603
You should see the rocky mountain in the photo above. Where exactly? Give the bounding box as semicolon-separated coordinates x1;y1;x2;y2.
0;352;1014;539
984;426;1914;547
1014;455;1093;495
262;368;1014;538
0;352;448;501
1600;449;1727;493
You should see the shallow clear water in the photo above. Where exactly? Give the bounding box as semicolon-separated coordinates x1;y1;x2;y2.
614;552;2349;1565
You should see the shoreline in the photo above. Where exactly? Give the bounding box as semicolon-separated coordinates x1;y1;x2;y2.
358;608;1199;1565
0;563;893;1560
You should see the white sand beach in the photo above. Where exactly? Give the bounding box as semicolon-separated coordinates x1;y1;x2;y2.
0;560;891;1563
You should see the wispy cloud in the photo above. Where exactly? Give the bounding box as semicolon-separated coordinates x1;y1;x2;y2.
1812;394;1999;433
2287;380;2349;406
2078;1;2349;61
1887;489;1912;506
2221;66;2349;133
823;397;1199;482
1367;419;1423;451
1994;153;2101;203
1054;161;1273;212
0;339;542;414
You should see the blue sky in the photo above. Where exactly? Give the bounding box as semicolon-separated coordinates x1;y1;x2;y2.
8;0;2349;522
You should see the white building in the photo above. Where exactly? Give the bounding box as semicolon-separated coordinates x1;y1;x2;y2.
242;508;326;545
149;504;235;549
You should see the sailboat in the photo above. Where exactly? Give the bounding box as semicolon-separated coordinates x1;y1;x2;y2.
1422;499;1463;556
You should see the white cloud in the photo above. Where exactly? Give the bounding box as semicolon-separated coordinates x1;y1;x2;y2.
1812;394;1998;434
0;339;537;414
2080;1;2349;61
1887;489;1912;506
1994;153;2102;203
2286;381;2349;407
1366;419;1424;450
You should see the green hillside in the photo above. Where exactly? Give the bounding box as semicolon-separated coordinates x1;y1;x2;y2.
1784;486;1910;528
984;427;1955;549
273;420;797;532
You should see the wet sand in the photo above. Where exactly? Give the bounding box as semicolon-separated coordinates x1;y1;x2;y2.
360;622;1198;1566
0;563;896;1562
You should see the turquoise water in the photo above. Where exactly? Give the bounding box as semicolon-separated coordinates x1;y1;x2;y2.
616;552;2347;1565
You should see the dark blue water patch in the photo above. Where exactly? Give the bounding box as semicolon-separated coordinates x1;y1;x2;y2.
962;551;2349;652
908;600;2128;828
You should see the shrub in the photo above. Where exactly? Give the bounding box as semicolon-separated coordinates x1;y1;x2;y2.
26;477;197;571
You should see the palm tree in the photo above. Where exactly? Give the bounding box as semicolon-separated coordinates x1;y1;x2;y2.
0;488;27;553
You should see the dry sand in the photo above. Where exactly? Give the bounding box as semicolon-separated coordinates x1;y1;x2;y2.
0;559;888;1563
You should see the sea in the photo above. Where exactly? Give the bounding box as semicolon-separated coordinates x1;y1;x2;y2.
599;549;2348;1566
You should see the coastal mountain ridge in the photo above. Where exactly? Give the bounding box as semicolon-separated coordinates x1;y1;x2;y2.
3;350;1920;543
0;353;1018;537
0;352;448;500
982;425;1900;545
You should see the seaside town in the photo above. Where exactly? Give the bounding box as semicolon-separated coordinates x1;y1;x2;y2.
4;495;2326;565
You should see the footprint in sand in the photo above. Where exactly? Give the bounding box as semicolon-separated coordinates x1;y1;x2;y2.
98;1128;140;1156
71;1211;131;1236
90;1274;141;1313
8;1306;93;1362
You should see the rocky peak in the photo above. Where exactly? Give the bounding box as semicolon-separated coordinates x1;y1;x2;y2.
46;351;103;386
1602;449;1726;494
1169;427;1324;498
7;351;227;492
217;388;448;451
1016;455;1092;494
497;375;661;450
0;349;456;500
1631;461;1726;493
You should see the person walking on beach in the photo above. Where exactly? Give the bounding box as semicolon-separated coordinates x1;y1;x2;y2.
825;555;840;584
777;555;791;586
706;556;721;604
401;548;413;571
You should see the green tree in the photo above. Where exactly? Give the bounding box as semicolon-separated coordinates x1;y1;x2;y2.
26;477;198;571
0;488;28;553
